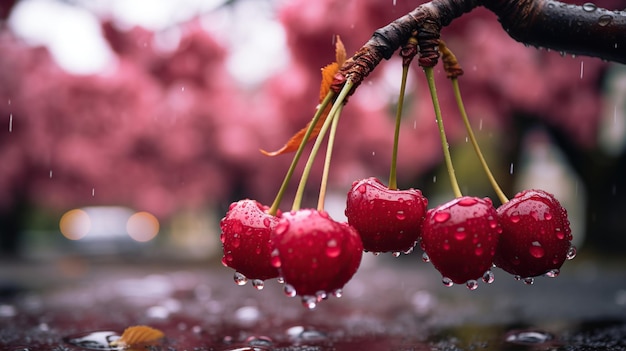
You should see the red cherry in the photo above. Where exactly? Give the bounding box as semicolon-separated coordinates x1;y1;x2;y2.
220;199;281;288
345;177;428;255
494;189;574;282
271;209;363;308
421;196;501;289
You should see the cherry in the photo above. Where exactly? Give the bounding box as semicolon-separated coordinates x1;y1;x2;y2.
220;199;281;288
345;177;428;255
421;196;501;288
494;189;573;281
271;209;363;308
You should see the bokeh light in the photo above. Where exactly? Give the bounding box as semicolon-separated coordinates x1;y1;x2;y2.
59;209;91;240
126;211;160;242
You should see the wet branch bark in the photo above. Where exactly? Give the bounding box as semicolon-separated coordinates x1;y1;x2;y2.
331;0;626;93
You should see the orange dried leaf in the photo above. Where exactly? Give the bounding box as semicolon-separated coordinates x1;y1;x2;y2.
262;35;345;157
110;325;164;348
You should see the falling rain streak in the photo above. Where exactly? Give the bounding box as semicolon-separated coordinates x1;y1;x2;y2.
509;163;514;175
8;113;12;132
580;61;584;79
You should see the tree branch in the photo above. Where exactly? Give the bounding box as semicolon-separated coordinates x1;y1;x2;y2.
332;0;626;94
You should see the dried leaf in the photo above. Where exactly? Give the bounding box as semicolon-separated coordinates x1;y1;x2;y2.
261;36;345;156
109;325;164;348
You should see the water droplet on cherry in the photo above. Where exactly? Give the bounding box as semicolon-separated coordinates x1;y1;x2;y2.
454;227;466;240
433;211;451;223
422;252;430;262
275;221;289;235
284;284;296;297
325;239;341;258
442;277;453;287
392;251;401;257
458;197;478;206
545;269;560;278
544;212;553;220
234;272;248;286
302;295;317;309
263;217;271;227
482;270;495;284
270;249;281;268
252;279;264;290
396;210;406;220
357;184;366;193
529;241;545;258
466;280;478;290
510;211;521;223
566;246;577;260
331;289;343;298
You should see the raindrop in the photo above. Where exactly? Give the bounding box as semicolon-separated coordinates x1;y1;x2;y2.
458;197;477;206
482;270;495;284
454;227;466;240
8;113;12;132
325;239;341;258
422;252;430;262
529;241;545;258
331;289;343;298
392;251;401;257
92;188;95;197
49;170;53;178
252;279;264;290
302;295;317;309
566;246;577;260
433;211;451;223
479;118;483;130
277;277;285;284
509;163;514;174
580;61;584;79
442;277;454;287
284;284;296;297
433;175;437;183
510;212;521;223
582;2;597;12
523;277;534;285
234;272;248;286
598;14;613;26
466;280;479;290
357;184;366;194
555;228;565;240
270;249;281;268
505;329;554;345
545;269;560;278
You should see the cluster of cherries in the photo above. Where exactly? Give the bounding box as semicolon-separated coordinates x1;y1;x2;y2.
219;39;576;309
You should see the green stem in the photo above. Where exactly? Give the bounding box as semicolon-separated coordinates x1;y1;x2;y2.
451;78;509;204
389;64;410;190
317;103;344;211
424;67;462;198
292;80;354;211
268;92;335;215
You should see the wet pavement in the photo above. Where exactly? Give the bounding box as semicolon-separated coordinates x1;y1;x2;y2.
1;252;625;350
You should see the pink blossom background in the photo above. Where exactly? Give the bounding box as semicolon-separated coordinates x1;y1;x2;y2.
0;0;623;252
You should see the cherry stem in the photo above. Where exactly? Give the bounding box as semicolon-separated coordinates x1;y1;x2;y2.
389;64;410;191
451;78;509;204
424;66;462;198
317;103;344;211
292;80;354;211
268;92;335;216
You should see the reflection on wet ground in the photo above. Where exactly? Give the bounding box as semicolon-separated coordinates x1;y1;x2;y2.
1;253;625;350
